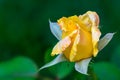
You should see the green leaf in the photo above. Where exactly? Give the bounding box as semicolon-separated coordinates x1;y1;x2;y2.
98;33;115;51
49;20;62;40
93;62;120;80
75;58;91;75
0;56;38;80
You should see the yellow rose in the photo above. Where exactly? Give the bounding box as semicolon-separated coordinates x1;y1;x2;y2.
39;11;114;75
51;11;101;62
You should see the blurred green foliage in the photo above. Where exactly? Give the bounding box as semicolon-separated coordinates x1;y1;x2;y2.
0;0;120;80
0;56;37;80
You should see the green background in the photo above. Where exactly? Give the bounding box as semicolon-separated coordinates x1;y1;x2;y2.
0;0;120;80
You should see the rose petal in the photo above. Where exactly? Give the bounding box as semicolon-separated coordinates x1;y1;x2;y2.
87;12;101;57
87;11;99;26
98;33;115;51
38;54;67;71
69;29;93;62
51;30;78;56
92;26;101;57
51;36;71;56
49;20;62;40
75;58;92;75
69;30;80;61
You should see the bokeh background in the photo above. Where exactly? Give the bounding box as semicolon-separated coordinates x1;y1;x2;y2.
0;0;120;80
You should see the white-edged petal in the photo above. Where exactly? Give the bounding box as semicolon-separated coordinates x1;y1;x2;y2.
75;58;92;75
38;54;67;71
49;20;62;40
98;33;115;51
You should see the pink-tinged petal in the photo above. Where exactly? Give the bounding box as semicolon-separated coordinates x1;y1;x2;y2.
51;36;71;56
51;30;78;56
87;11;101;57
87;11;99;26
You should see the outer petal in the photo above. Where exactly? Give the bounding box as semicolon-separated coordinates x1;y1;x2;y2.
38;54;67;71
69;30;80;61
79;12;92;31
87;11;101;57
51;30;77;56
75;58;92;75
49;20;62;40
98;33;115;51
51;36;71;56
69;29;93;62
91;26;101;57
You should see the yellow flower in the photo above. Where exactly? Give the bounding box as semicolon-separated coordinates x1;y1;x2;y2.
39;11;114;75
51;11;101;62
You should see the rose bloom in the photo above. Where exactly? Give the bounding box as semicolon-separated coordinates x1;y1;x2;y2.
39;11;114;75
51;11;101;62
